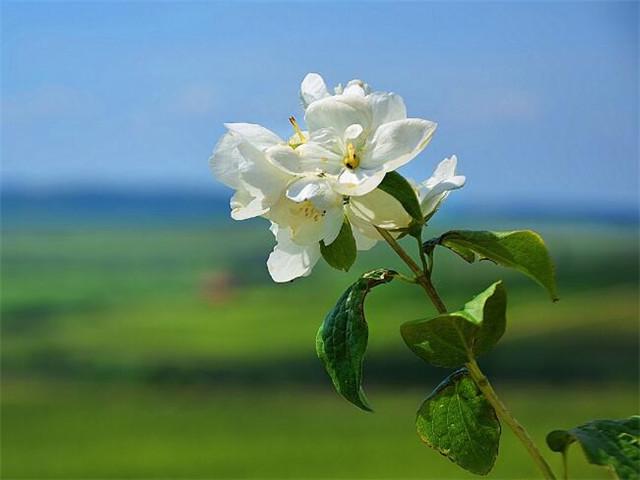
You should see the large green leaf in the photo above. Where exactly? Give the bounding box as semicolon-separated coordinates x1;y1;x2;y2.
401;282;506;368
417;368;501;475
432;230;558;301
316;269;396;411
546;416;640;479
320;218;356;272
377;171;424;224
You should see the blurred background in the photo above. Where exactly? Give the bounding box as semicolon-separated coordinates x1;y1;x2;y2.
1;1;638;478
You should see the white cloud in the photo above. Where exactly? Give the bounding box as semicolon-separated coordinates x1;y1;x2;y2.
169;85;216;116
443;87;542;124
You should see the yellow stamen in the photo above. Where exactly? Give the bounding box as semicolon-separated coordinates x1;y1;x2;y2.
292;200;326;223
344;142;359;169
288;116;306;145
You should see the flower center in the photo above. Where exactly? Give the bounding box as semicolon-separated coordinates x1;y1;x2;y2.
343;143;360;170
293;200;326;223
288;116;306;148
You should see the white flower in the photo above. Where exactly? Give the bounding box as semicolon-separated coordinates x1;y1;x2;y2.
209;123;293;220
210;120;376;282
268;73;437;197
209;73;462;284
348;156;466;238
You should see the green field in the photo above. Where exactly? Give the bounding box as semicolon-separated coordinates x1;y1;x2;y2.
1;218;638;478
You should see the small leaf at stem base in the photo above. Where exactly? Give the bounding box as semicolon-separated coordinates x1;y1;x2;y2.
546;416;640;480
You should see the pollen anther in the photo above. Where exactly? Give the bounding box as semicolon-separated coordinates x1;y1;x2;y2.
288;116;306;145
344;143;359;169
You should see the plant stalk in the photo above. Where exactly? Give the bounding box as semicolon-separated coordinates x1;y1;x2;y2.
376;226;556;480
375;227;447;313
466;359;557;480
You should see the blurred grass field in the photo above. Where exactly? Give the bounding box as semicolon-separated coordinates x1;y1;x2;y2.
1;206;639;478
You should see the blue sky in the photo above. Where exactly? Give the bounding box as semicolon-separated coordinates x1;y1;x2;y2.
2;1;638;207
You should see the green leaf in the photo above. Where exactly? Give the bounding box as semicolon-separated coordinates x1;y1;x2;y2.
316;268;396;411
417;368;501;475
401;282;506;368
546;416;640;480
320;218;356;272
377;171;424;224
434;230;558;301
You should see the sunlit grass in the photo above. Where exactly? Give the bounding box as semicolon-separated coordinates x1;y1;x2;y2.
2;380;636;479
1;222;637;478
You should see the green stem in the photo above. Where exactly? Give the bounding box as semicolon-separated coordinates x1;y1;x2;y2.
395;272;418;284
415;234;430;276
375;227;447;313
376;226;557;480
466;359;557;480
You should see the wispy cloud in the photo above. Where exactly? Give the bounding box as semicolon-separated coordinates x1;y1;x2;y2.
168;85;216;116
443;87;542;125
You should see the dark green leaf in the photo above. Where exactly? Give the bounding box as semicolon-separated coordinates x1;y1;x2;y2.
401;282;506;367
316;268;396;411
435;230;558;301
377;171;424;224
320;218;356;272
417;368;501;475
546;416;640;479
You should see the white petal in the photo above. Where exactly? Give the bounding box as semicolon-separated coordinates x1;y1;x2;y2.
348;189;413;230
363;119;437;171
267;225;321;282
369;92;407;130
296;142;344;175
236;142;292;207
266;144;315;175
334;168;386;196
419;155;466;217
421;192;448;218
300;73;330;108
346;208;382;245
426;175;466;198
321;208;346;246
420;155;465;199
342;79;368;97
230;188;267;220
344;123;364;142
267;197;316;245
352;224;378;251
269;177;344;245
425;155;459;188
209;132;245;189
224;123;282;151
286;177;326;202
267;142;342;176
305;95;372;136
210;131;288;220
307;127;343;151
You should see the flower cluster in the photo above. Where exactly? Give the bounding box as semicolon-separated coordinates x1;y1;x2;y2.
209;73;465;282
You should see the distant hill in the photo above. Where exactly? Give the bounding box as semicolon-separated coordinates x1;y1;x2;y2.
1;187;637;229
